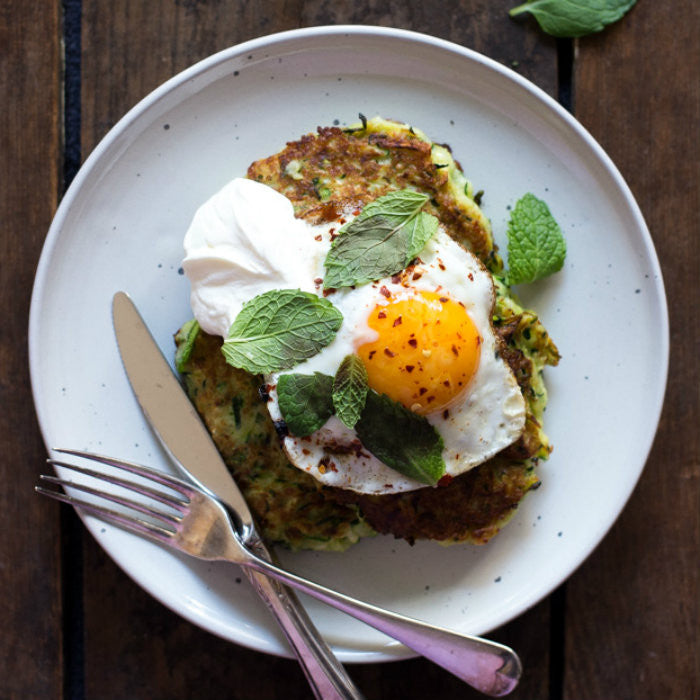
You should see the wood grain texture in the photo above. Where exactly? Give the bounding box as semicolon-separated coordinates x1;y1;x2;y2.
568;3;700;699
0;1;63;698
78;2;556;699
80;0;557;150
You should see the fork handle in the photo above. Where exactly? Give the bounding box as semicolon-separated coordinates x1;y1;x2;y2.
242;546;364;700
239;551;520;698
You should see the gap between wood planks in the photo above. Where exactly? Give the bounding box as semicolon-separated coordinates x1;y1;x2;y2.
57;5;576;696
61;1;85;699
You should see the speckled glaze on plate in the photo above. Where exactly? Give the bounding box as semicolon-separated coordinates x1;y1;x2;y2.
29;26;668;662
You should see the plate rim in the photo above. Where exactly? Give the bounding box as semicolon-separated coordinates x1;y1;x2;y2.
29;24;670;662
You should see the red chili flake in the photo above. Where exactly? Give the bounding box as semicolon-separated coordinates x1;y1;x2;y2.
427;396;435;403
412;271;423;281
340;217;348;224
322;288;336;297
379;286;391;298
438;262;446;271
443;380;451;387
384;348;395;358
439;296;448;303
377;310;387;319
442;409;449;419
314;234;323;241
368;350;376;360
468;272;474;281
318;456;336;474
329;227;336;235
391;274;401;284
302;448;311;456
314;277;323;286
451;344;459;356
476;336;482;346
458;300;466;308
437;474;453;487
405;365;415;373
419;387;427;396
393;316;403;327
408;338;418;348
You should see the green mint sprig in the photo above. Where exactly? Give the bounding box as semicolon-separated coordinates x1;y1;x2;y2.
222;289;343;374
509;0;637;38
323;189;438;289
276;372;335;436
277;358;446;486
506;193;566;285
277;354;370;437
355;392;446;486
332;354;369;429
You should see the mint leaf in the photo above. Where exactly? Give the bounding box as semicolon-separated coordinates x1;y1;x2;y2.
277;372;334;436
332;355;369;429
510;0;637;38
324;189;438;288
174;319;200;372
355;392;446;486
506;193;566;285
222;289;343;373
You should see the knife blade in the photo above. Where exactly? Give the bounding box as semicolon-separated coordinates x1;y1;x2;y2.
112;291;363;700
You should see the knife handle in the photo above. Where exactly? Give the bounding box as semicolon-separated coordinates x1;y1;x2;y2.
244;539;364;700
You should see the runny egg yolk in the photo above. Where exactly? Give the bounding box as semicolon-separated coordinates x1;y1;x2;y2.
356;291;482;415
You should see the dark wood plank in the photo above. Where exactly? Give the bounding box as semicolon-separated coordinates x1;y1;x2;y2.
0;1;63;698
78;2;557;698
566;3;700;699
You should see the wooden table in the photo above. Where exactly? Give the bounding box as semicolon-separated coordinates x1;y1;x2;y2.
2;2;698;698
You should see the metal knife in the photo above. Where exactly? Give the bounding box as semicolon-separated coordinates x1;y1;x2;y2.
112;291;364;700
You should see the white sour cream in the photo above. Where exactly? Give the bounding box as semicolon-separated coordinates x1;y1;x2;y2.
182;178;321;337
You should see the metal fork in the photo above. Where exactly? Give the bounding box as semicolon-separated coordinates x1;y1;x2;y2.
37;450;521;698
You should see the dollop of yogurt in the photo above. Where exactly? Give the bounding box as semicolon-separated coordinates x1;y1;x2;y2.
182;178;320;337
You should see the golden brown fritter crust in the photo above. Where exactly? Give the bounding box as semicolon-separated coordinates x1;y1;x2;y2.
248;125;495;262
331;457;539;545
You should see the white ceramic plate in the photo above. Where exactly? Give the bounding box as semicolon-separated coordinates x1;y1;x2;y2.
29;26;668;663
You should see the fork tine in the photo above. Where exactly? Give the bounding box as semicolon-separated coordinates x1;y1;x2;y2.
48;459;189;511
39;473;183;526
53;448;194;498
35;484;174;542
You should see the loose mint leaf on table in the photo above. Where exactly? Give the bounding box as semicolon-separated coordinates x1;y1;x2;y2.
174;319;200;373
509;0;637;38
332;354;369;429
222;289;343;373
355;392;446;486
277;372;334;437
506;193;566;285
324;189;439;288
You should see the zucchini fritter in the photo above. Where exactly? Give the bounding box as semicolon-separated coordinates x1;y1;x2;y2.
176;117;559;550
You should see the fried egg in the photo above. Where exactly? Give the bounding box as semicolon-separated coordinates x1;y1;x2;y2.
184;178;526;495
